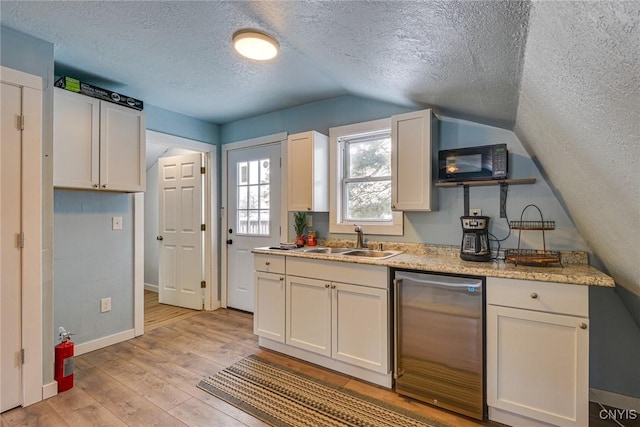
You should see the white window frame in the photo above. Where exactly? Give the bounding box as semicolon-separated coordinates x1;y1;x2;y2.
329;118;403;236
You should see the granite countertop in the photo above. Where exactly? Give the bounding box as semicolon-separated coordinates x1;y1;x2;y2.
252;240;615;288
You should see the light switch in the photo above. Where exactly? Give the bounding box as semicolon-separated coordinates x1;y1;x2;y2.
112;216;123;230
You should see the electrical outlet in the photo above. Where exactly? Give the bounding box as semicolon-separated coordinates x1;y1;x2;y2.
470;208;482;216
100;297;111;313
306;215;313;227
112;216;123;230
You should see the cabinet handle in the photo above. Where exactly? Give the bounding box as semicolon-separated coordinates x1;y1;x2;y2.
579;322;587;330
102;184;107;188
331;284;336;289
324;283;330;288
92;183;99;188
265;261;270;266
279;277;284;281
307;207;311;211
392;204;396;209
530;292;538;299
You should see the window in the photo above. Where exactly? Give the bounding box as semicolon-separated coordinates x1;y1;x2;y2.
329;119;403;235
236;158;271;235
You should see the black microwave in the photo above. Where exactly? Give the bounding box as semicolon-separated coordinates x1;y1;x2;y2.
438;144;508;182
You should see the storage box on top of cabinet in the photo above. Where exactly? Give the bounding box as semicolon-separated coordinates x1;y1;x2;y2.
287;131;328;212
53;87;146;192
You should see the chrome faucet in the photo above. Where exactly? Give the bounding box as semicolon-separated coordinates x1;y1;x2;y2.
354;225;364;248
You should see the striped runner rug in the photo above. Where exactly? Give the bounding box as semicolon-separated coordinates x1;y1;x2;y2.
197;354;450;427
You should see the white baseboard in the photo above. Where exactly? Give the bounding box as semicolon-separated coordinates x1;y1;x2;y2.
590;388;640;411
74;329;135;356
144;283;158;292
42;381;58;400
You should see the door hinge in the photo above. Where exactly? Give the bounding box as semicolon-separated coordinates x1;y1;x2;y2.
201;281;206;289
19;115;25;131
18;232;25;249
201;166;206;174
279;157;282;167
20;349;25;365
201;224;206;231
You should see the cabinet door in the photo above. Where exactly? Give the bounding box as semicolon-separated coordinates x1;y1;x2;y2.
53;88;100;189
254;271;286;343
391;109;434;211
487;305;589;427
286;275;331;356
287;131;328;212
100;101;146;192
332;282;389;373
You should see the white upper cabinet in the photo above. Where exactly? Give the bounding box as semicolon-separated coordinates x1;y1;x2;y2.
391;109;436;211
54;88;146;192
287;131;328;212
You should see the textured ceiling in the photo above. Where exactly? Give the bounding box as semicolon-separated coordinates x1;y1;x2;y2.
0;0;529;127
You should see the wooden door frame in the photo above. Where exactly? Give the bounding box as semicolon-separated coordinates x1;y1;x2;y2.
136;130;218;331
1;66;44;406
221;132;288;308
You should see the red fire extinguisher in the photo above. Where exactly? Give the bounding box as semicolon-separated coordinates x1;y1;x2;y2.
55;327;74;393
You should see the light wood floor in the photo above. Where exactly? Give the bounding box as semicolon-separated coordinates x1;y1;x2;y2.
1;292;631;427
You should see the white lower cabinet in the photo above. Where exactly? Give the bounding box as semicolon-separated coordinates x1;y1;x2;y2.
253;254;286;343
332;282;388;373
254;255;391;387
286;276;332;356
254;271;286;343
487;278;589;427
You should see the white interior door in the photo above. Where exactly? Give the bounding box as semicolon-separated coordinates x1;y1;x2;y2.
227;144;281;312
1;82;23;412
158;153;204;310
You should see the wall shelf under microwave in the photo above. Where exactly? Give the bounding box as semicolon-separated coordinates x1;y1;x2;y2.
435;178;537;217
434;178;536;188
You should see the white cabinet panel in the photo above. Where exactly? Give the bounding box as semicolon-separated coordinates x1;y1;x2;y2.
391;109;436;211
54;88;145;192
53;89;100;188
286;275;332;356
487;278;589;427
332;282;389;373
254;271;286;343
100;101;145;191
287;131;328;212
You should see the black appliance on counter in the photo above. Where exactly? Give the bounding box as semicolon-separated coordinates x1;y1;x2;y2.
460;216;491;261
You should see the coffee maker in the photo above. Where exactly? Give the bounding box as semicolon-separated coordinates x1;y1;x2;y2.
460;216;491;262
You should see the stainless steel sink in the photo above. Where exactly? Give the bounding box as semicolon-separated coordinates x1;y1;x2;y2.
304;247;353;254
342;249;400;259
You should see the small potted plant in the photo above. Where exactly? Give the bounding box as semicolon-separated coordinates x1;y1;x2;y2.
293;211;307;247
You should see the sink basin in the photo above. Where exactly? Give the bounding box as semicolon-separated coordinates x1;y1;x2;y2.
342;249;400;259
304;247;353;254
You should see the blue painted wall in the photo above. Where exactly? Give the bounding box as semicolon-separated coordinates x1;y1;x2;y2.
53;191;134;343
221;95;413;144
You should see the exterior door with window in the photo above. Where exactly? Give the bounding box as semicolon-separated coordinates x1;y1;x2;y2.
227;144;281;312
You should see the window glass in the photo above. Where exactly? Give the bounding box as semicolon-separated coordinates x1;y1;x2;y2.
237;158;270;236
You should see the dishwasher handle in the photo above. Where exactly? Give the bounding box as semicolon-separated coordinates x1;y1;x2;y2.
393;278;404;380
395;273;482;289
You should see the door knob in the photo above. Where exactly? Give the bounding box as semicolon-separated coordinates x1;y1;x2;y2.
156;235;163;241
226;239;233;244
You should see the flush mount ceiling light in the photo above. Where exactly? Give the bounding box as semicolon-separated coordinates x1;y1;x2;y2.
233;30;279;61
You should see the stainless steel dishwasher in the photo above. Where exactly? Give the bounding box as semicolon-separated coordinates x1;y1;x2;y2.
393;270;485;420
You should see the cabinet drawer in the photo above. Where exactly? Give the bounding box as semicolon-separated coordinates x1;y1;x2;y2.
487;277;588;317
286;257;387;289
254;254;286;274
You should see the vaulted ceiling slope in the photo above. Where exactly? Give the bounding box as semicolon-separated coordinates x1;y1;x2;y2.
515;1;640;297
0;0;529;128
